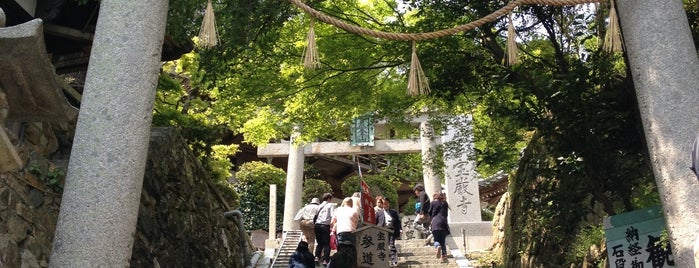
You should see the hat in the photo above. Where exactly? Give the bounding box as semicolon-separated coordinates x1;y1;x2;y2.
413;184;424;191
310;198;320;204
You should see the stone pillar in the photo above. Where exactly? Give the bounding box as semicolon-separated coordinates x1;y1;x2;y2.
442;115;480;222
269;184;277;240
266;184;279;249
616;1;699;266
49;1;168;267
442;115;492;252
282;125;305;232
419;119;441;198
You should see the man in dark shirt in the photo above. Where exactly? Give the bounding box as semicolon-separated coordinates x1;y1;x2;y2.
313;193;334;265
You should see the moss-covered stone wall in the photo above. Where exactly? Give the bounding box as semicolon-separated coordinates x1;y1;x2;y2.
0;125;244;267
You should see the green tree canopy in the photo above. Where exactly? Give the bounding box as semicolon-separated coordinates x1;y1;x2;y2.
234;161;286;231
155;1;669;265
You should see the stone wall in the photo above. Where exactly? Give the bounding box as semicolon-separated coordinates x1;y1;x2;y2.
132;128;243;268
0;122;64;268
0;124;244;267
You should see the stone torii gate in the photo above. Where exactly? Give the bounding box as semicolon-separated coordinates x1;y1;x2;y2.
34;0;699;266
259;114;492;251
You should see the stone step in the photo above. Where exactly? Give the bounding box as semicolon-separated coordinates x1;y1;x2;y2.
397;262;459;268
396;244;434;251
396;258;456;268
395;239;431;247
393;238;457;268
395;239;430;246
397;254;453;262
270;237;460;268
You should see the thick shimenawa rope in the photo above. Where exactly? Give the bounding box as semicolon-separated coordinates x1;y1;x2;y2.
291;0;603;96
287;0;602;41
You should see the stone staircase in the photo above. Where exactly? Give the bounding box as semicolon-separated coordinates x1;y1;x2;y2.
261;232;471;268
395;238;458;268
270;230;303;268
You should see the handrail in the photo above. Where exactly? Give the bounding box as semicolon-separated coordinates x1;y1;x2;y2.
224;210;254;268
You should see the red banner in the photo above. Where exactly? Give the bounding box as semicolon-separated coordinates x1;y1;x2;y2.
360;180;376;224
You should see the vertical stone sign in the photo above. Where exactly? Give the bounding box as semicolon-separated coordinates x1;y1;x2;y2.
442;115;480;222
355;225;391;268
440;115;492;252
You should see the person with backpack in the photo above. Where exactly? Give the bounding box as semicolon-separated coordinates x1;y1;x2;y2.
412;184;430;236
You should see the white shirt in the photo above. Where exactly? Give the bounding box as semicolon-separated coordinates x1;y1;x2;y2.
332;206;359;233
301;203;319;221
315;202;335;225
383;209;394;226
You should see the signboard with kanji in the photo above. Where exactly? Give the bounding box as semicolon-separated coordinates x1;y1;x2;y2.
354;225;391;268
351;114;374;146
603;206;675;268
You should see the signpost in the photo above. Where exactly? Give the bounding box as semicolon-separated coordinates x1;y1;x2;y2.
604;206;675;268
355;225;391;268
351;114;374;146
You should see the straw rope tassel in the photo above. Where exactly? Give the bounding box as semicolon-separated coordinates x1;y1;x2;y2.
603;0;623;52
407;41;430;96
506;12;519;66
303;18;320;69
198;0;219;48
